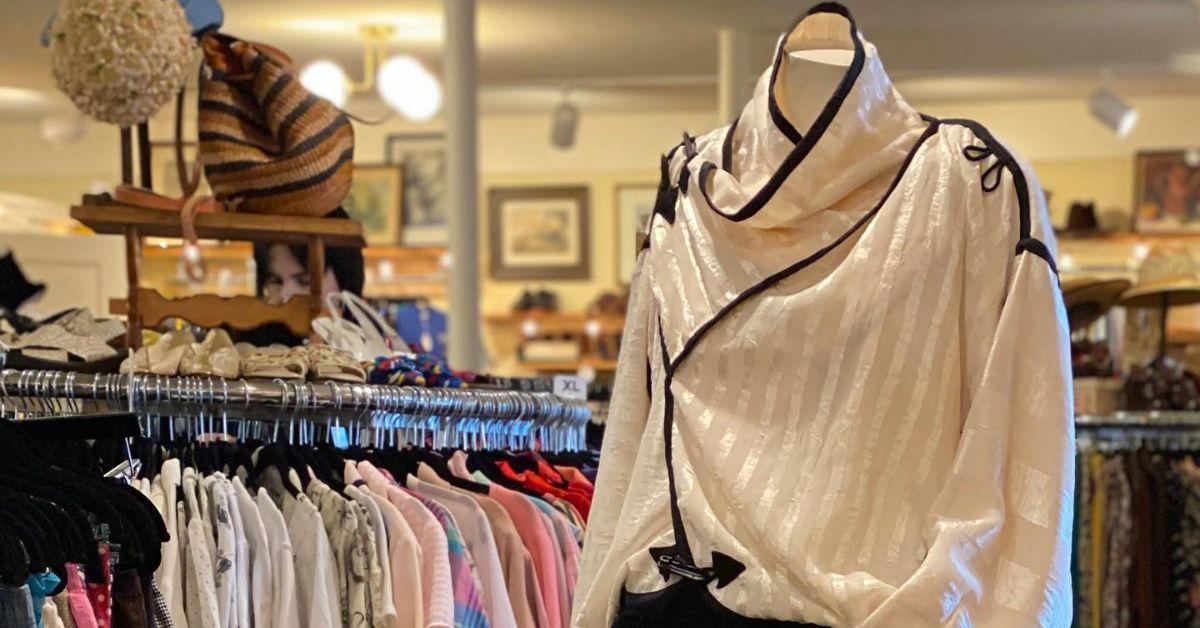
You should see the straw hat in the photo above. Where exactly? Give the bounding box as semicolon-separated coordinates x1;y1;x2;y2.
1119;245;1200;308
1061;276;1130;331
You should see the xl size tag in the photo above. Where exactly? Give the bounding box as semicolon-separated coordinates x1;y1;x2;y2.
553;375;587;401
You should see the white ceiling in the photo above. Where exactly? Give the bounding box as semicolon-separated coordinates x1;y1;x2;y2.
4;0;1200;118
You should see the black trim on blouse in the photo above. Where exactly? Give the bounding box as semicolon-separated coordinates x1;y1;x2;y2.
704;2;866;223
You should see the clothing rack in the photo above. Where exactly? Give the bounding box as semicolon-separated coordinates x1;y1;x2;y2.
0;369;590;424
1077;411;1200;430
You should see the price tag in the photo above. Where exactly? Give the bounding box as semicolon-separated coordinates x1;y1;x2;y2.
553;375;587;401
330;426;350;449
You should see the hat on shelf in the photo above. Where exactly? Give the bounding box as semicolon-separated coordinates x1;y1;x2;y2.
1057;201;1101;236
1061;276;1131;331
1119;245;1200;308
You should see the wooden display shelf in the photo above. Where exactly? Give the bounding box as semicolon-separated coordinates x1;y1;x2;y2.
485;311;626;335
516;357;620;373
72;203;366;247
1057;231;1200;244
73;201;363;348
111;289;312;334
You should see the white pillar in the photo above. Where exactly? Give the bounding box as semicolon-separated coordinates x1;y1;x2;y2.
718;29;752;122
444;0;485;370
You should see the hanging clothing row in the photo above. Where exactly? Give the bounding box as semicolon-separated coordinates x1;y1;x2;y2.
1074;420;1200;628
0;368;595;628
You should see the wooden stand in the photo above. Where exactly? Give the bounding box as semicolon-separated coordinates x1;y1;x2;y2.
71;203;365;348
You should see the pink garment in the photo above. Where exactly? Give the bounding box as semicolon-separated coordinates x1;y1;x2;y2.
547;511;581;602
86;543;112;628
485;482;563;628
441;455;551;628
358;460;455;628
347;460;425;628
65;563;99;628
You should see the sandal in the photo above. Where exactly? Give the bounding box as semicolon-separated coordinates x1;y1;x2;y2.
303;344;366;383
179;329;240;379
120;330;193;375
240;345;308;379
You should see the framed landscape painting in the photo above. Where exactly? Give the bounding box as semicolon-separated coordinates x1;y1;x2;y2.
489;186;590;280
344;164;403;245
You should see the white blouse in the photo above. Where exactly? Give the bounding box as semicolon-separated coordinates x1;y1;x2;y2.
574;4;1073;627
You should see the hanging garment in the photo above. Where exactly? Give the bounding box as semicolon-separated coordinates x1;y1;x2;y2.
0;584;36;628
253;490;301;628
408;472;519;628
574;3;1073;627
358;462;456;628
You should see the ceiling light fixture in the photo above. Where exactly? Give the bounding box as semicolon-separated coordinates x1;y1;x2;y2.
550;88;579;150
378;55;442;122
1089;88;1138;137
299;60;349;107
298;23;442;121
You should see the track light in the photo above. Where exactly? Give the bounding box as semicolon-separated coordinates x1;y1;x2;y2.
1089;88;1138;137
550;90;579;150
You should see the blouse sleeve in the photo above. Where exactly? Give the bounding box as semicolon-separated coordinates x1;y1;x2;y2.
863;156;1075;626
573;251;656;619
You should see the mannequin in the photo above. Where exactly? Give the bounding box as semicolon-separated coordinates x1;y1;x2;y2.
774;12;854;137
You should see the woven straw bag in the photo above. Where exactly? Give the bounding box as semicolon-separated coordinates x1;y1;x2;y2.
198;33;354;217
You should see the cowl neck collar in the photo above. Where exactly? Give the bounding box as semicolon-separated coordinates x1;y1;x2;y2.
692;2;925;229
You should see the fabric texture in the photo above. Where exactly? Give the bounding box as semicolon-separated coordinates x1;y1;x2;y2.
254;490;301;628
0;585;36;628
110;570;147;628
403;488;490;628
231;479;272;628
574;4;1074;627
280;492;342;628
411;469;518;628
198;33;354;217
359;461;455;628
64;564;96;628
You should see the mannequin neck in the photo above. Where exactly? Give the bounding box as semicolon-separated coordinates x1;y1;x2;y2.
776;48;854;138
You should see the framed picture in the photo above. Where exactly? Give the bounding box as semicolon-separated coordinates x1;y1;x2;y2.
344;164;403;245
385;132;446;246
616;184;657;283
489;186;590;280
1134;150;1200;233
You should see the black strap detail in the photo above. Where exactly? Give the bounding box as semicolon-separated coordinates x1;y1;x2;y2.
648;321;747;589
939;118;1033;243
1016;237;1058;275
722;116;741;173
962;143;1004;192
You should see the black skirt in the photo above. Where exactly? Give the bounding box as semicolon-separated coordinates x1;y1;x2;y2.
613;580;828;628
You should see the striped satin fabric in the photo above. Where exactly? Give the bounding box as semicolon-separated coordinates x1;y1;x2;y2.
574;4;1074;627
198;35;353;217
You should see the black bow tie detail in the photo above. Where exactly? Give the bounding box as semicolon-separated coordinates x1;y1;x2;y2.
648;545;746;589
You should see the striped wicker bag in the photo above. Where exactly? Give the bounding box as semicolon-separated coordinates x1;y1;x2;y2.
198;33;354;217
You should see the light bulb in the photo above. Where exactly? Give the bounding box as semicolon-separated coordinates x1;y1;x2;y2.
377;55;442;121
300;60;349;107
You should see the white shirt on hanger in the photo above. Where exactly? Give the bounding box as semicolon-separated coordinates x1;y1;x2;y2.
232;477;273;628
254;489;300;628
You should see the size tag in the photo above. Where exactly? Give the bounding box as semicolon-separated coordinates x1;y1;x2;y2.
330;426;350;449
552;375;587;401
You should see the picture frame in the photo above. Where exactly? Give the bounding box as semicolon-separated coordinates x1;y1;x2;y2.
489;186;590;280
344;164;403;245
615;184;657;284
385;132;447;246
1133;150;1200;233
